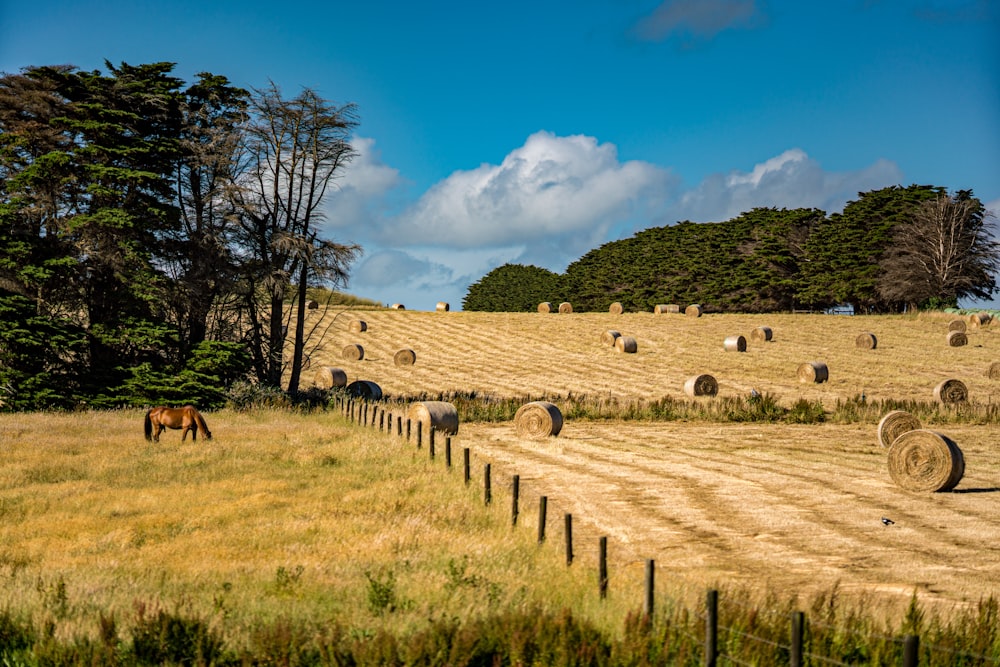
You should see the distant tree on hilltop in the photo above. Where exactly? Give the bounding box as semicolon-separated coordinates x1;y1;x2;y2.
463;264;563;311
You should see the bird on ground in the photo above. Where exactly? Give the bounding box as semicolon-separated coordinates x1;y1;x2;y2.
881;517;895;526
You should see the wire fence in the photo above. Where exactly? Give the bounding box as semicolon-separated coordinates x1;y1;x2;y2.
338;394;1000;666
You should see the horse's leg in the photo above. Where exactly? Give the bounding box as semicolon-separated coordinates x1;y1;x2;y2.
153;423;162;442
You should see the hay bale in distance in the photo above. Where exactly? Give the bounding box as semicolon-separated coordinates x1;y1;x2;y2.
986;361;1000;379
948;319;967;333
306;300;319;309
615;335;638;353
537;302;552;313
393;348;417;366
947;330;968;347
750;326;773;342
654;304;681;314
968;312;991;328
797;361;829;383
314;367;348;390
349;319;367;333
887;429;965;492
685;304;703;317
934;378;968;404
342;344;364;361
876;410;921;448
514;401;564;438
558;302;573;314
435;301;450;312
683;374;719;397
608;302;624;314
855;332;878;350
346;380;382;400
723;335;747;352
600;330;621;346
390;303;406;310
408;401;459;435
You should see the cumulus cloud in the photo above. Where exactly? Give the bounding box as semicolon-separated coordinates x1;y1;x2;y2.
672;149;903;223
322;136;403;233
377;131;675;255
633;0;764;42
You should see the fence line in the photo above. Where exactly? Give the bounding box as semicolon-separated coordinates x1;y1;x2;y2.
332;394;999;666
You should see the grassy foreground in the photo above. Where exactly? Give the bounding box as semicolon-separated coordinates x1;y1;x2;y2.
0;408;998;664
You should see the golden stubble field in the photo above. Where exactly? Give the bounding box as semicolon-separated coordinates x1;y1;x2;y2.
301;308;1000;610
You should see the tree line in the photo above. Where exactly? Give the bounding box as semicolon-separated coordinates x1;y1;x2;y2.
0;61;360;410
463;185;999;314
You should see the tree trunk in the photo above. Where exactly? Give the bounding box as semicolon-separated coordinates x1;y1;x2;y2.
287;263;309;394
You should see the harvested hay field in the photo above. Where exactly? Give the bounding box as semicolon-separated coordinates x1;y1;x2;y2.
459;420;1000;609
302;310;1000;406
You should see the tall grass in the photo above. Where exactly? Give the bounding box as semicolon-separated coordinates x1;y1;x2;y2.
377;389;1000;425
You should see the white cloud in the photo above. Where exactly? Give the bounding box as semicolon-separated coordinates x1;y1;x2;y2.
633;0;764;42
322;136;403;234
673;149;903;223
377;131;675;255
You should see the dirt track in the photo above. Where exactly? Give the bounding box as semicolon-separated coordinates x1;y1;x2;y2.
460;420;1000;610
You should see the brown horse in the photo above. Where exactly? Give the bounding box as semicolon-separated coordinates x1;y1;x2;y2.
144;405;212;442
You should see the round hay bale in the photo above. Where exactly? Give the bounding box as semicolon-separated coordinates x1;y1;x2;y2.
948;319;967;333
933;378;968;404
346;380;382;400
750;326;773;342
683;374;718;397
537;302;552;313
608;301;624;315
615;335;638;353
558;302;573;314
342;344;364;361
390;303;406;310
797;361;829;383
855;332;878;350
393;348;416;366
887;429;965;492
435;301;450;312
407;401;459;435
723;335;746;352
314;366;347;390
600;330;621;346
349;319;367;333
876;410;922;448
306;300;319;310
514;401;564;438
685;304;703;318
968;312;991;328
946;330;968;347
986;361;1000;379
654;304;681;314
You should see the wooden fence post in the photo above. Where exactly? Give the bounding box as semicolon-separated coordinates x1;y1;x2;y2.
511;475;520;526
463;447;470;485
564;513;573;565
791;611;804;667
903;635;919;667
705;589;718;667
538;496;547;543
416;424;422;449
599;536;608;599
484;463;491;505
644;560;655;620
429;429;435;459
406;419;411;441
446;437;452;468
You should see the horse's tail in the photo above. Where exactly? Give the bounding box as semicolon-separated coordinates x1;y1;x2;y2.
144;410;153;441
194;408;212;440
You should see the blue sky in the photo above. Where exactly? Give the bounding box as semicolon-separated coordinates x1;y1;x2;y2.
2;0;998;310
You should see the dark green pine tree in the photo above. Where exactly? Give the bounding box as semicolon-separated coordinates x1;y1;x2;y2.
463;263;565;311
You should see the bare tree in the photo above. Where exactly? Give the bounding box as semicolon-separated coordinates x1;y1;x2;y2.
878;191;999;309
232;82;361;390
